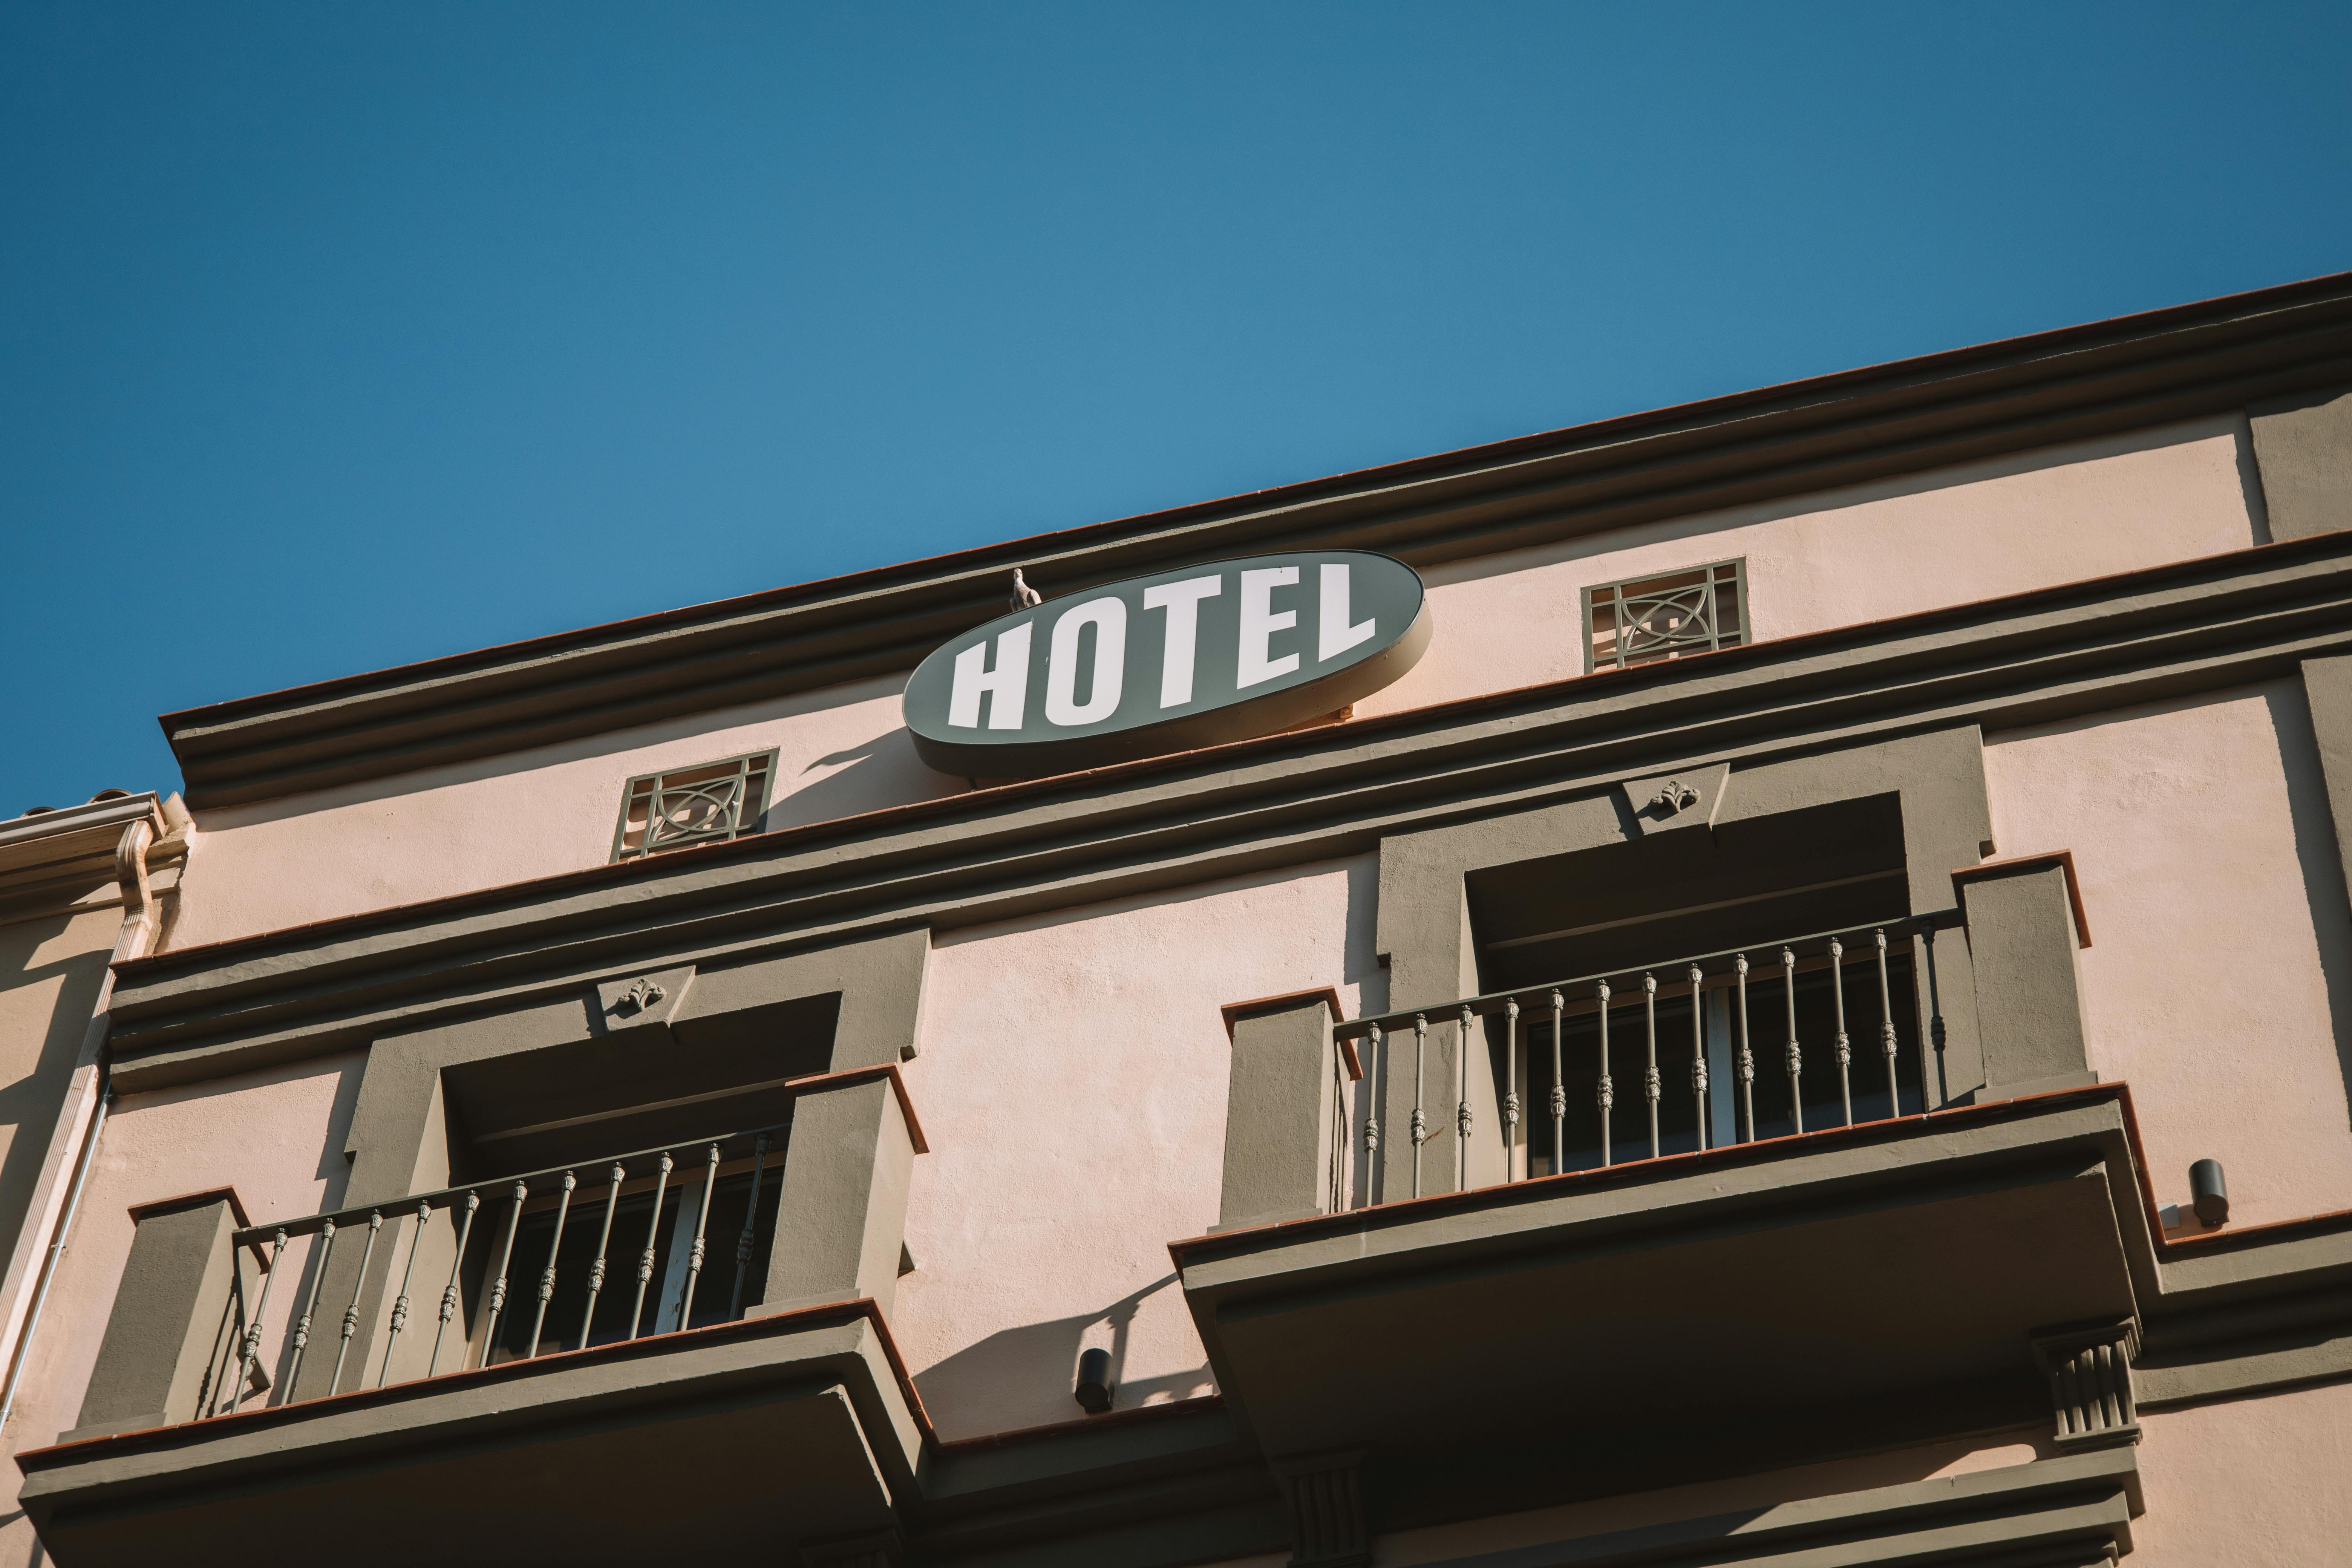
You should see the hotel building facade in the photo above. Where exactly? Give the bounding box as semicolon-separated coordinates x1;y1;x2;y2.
3;273;2352;1565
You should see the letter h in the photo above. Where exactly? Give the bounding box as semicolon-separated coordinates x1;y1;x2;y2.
948;622;1034;730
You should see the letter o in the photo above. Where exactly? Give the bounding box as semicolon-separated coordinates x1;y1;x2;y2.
1043;597;1128;726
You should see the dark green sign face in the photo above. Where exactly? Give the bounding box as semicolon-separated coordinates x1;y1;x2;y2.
904;551;1430;777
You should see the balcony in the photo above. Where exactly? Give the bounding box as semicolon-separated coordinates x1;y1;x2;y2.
18;1064;925;1567
1180;909;2149;1527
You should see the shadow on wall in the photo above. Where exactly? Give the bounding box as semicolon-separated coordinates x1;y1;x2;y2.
2263;682;2352;1127
913;1273;1211;1432
766;728;962;833
0;917;112;1276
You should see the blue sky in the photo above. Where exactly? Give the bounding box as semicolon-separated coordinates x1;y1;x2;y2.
4;2;2347;813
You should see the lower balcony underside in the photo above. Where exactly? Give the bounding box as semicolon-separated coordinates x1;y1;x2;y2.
17;1303;922;1567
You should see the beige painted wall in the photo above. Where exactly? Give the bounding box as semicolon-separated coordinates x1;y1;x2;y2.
165;419;2261;954
897;856;1375;1440
167;672;966;949
1985;683;2352;1229
1357;415;2262;720
2133;1381;2352;1563
0;1049;363;1568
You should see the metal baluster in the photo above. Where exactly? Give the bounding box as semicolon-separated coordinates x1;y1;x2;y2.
525;1170;577;1359
1548;991;1565;1178
1830;936;1853;1127
1361;1025;1382;1207
1596;979;1614;1167
1642;973;1661;1160
478;1183;527;1367
1410;1014;1428;1198
284;1218;336;1397
229;1229;287;1413
1328;1042;1346;1212
629;1153;673;1339
329;1210;383;1396
1877;928;1903;1116
1503;998;1521;1181
376;1201;431;1387
727;1135;772;1318
429;1192;480;1377
677;1143;721;1329
1456;1005;1474;1191
1783;947;1804;1135
578;1165;625;1347
1689;964;1708;1150
1731;959;1750;1142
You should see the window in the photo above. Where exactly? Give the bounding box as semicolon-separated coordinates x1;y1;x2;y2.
609;750;778;862
1582;559;1747;672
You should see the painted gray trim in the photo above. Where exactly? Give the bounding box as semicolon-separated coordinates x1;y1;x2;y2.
1217;997;1342;1231
2248;383;2352;542
65;1192;245;1442
1952;861;2093;1101
106;531;2352;1094
754;1074;919;1318
161;274;2352;808
2297;652;2352;917
20;1308;925;1564
1396;1448;2138;1568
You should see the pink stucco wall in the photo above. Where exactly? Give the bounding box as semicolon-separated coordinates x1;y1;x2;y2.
165;418;2261;952
897;856;1374;1439
167;673;964;950
1984;683;2352;1229
0;1050;361;1568
1357;416;2262;720
2132;1382;2352;1563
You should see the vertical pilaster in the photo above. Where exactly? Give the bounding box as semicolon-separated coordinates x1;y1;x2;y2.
756;1069;922;1318
1953;854;2093;1101
1273;1449;1372;1568
66;1190;250;1441
1217;992;1345;1231
2248;385;2352;542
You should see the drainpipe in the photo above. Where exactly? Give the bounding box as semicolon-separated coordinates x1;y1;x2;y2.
0;802;177;1436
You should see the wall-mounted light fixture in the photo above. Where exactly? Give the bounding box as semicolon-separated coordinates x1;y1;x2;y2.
1074;1348;1114;1415
2189;1158;2229;1226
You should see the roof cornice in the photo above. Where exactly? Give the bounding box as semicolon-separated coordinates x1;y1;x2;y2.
162;271;2352;809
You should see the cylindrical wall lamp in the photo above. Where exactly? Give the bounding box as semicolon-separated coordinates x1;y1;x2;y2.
2190;1158;2229;1226
1075;1347;1114;1414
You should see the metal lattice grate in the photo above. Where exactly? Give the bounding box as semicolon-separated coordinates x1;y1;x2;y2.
1582;559;1746;672
609;750;778;862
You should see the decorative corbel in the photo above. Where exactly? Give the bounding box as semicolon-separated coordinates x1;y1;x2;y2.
1273;1449;1372;1568
2031;1318;2140;1450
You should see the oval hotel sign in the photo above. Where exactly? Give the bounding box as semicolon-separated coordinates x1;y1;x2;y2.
905;551;1431;777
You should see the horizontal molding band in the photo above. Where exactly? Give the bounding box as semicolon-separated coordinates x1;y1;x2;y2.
108;531;2352;1093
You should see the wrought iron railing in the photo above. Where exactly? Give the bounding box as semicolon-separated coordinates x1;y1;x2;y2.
1334;913;1956;1207
195;1121;785;1423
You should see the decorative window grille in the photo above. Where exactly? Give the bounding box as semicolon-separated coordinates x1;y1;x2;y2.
1582;559;1747;672
609;750;778;862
